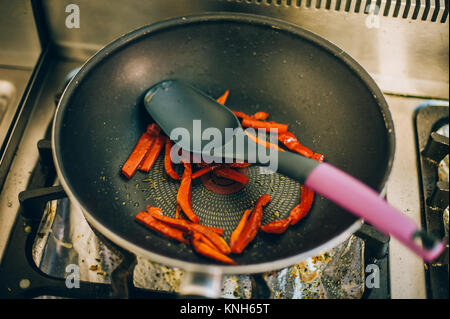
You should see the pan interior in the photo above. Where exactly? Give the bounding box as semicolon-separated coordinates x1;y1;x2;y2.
54;17;392;266
140;156;301;238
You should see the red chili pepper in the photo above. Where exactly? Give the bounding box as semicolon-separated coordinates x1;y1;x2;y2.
175;204;182;219
192;232;217;250
205;226;226;236
139;134;165;172
289;185;314;225
232;110;253;120
213;167;249;184
121;124;160;179
260;217;291;234
135;211;188;244
146;205;224;235
176;163;200;224
312;152;325;162
164;138;180;180
146;123;162;136
232;110;270;121
277;131;314;158
229;209;252;251
216;90;230;105
252;111;269;120
231;194;271;254
146;206;192;231
216;90;268;122
191;233;237;265
191;164;220;179
241;118;288;133
189;223;231;255
140;206;233;264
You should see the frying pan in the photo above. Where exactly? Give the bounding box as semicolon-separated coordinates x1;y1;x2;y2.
52;13;395;295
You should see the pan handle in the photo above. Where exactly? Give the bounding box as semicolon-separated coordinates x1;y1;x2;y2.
305;163;446;262
178;267;222;298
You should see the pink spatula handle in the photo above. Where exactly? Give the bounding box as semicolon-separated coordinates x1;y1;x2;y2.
305;163;445;262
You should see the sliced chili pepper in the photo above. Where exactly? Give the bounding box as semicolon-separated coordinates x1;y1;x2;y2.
289;185;314;225
241;118;288;133
312;152;325;162
146;205;224;235
245;130;284;152
174;143;193;164
216;89;268;122
176;163;200;224
216;90;230;105
175;204;182;219
213;167;249;184
164;138;180;180
135;211;188;244
191;164;220;179
121;125;159;179
201;225;225;236
139;134;165;172
252;111;269;120
190;223;231;255
260;217;291;234
232;110;254;120
146;123;161;136
232;110;270;121
231;194;271;254
146;206;192;231
277;131;314;158
191;235;237;265
192;232;217;251
229;209;252;251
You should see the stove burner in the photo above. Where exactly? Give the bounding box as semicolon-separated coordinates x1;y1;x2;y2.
415;102;449;299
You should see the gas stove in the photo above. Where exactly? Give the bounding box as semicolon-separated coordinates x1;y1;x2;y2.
0;0;448;299
414;102;449;298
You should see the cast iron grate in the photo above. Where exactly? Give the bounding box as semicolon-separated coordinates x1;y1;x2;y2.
414;101;449;299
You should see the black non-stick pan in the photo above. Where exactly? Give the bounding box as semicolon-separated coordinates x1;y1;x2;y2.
52;13;395;282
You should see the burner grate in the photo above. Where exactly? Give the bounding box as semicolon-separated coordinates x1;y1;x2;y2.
414;101;449;299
